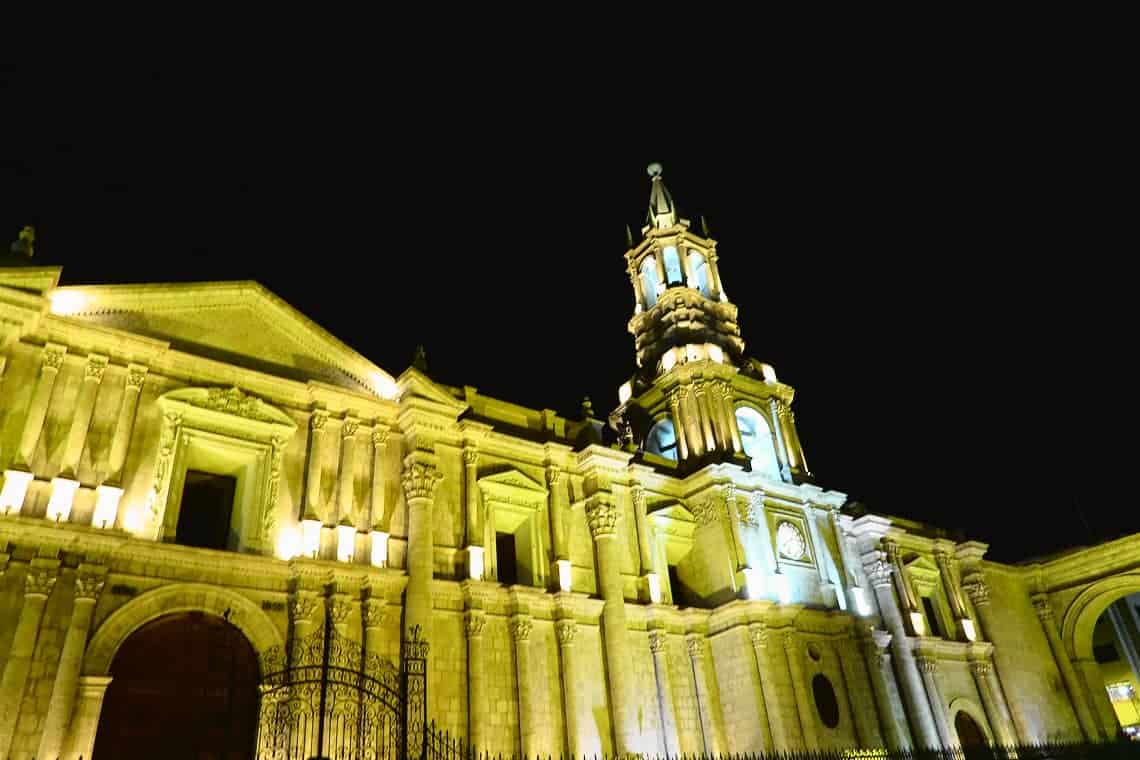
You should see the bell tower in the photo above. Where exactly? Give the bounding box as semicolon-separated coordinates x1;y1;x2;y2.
615;164;811;481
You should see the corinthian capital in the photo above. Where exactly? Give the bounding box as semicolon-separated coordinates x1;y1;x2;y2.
25;567;58;597
41;343;67;372
342;417;360;439
584;494;617;539
686;635;706;659
962;574;990;607
311;410;329;431
509;616;533;643
748;622;769;649
291;593;319;624
463;448;479;466
916;655;939;675
84;354;109;382
555;619;577;647
126;363;149;390
545;465;561;486
866;557;894;589
464;610;487;639
402;458;442;502
363;601;388;629
969;658;992;677
372;427;390;448
75;569;106;600
329;595;353;625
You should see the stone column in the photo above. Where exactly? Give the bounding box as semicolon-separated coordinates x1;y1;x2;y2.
464;448;482;578
0;560;60;758
836;634;882;747
783;630;819;750
916;655;953;746
706;249;724;299
336;417;359;525
465;610;488;753
718;380;743;453
680;385;704;457
744;624;776;751
694;382;718;453
37;566;106;760
631;483;657;600
555;617;582;758
804;505;831;593
1026;592;1101;740
775;401;809;475
510;615;537;757
303;411;329;525
12;342;66;470
767;398;792;480
865;553;941;748
1076;656;1119;740
62;675;113;760
363;600;388;664
649;629;681;756
585;492;638;756
105;363;147;484
961;574;1032;742
403;454;441;641
58;353;108;479
369;428;390;566
687;635;729;755
290;591;320;668
969;657;1018;747
884;539;920;626
668;391;689;460
861;628;910;750
547;466;569;589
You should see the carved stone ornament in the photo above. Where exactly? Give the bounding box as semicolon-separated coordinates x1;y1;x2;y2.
555;619;577;646
969;659;992;677
737;494;759;528
150;411;183;517
311;410;329;431
126;364;148;391
42;345;66;372
776;521;807;561
690;497;722;526
84;355;109;382
464;611;487;639
686;635;706;659
866;557;894;589
342;418;360;438
25;567;58;597
402;460;442;502
363;602;388;629
262;436;288;543
195;386;281;423
462;448;479;466
782;630;799;651
1032;595;1054;622
329;596;353;625
545;465;561;486
585;494;617;539
749;623;769;649
75;571;106;600
372;427;389;448
291;594;319;624
916;656;939;676
509;617;533;643
962;574;991;607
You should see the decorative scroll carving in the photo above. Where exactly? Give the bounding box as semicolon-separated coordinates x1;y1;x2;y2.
25;567;58;597
749;622;768;649
545;465;561;486
463;448;479;466
969;659;992;677
686;635;706;658
1032;594;1054;622
402;461;441;502
737;493;760;527
84;355;109;382
311;410;329;431
262;436;287;543
150;411;183;518
648;629;668;653
200;386;282;423
342;417;360;438
690;496;722;526
329;596;353;625
585;494;617;538
42;345;66;372
555;619;577;646
363;602;388;629
464;611;486;639
290;594;319;625
509;616;533;643
866;556;894;589
371;427;389;448
962;574;991;607
75;570;106;600
126;364;148;390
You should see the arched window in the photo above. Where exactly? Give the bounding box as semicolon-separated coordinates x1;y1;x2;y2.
640;256;659;308
735;406;781;479
687;250;710;296
662;246;683;286
645;419;678;461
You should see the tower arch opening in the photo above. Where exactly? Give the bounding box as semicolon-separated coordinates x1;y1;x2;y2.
735;406;781;479
644;418;678;461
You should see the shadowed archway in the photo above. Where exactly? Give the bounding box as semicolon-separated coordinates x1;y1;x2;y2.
92;612;260;760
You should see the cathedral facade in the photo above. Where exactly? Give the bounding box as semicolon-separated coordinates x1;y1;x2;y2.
0;168;1137;759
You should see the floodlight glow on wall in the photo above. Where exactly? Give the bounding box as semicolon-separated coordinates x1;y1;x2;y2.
647;572;662;603
910;611;927;637
371;531;390;568
92;485;123;529
48;289;88;316
467;546;484;580
0;470;33;515
961;618;978;642
556;559;572;592
121;508;144;534
301;518;322;559
336;523;356;563
742;567;764;600
46;478;79;523
850;586;872;616
275;526;301;560
772;572;791;605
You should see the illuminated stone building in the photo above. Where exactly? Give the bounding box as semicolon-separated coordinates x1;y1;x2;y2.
0;167;1138;759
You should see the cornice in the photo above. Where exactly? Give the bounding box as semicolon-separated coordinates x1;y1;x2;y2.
1023;532;1140;591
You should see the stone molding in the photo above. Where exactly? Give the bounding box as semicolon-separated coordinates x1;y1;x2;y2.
585;494;617;539
962;574;990;607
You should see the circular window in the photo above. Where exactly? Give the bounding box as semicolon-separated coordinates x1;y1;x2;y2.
776;521;806;561
806;642;822;662
812;673;840;729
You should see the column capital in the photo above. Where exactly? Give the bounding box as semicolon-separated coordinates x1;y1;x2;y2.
545;464;562;486
962;573;991;607
865;554;894;589
916;655;939;675
464;610;487;639
685;634;707;659
402;457;442;502
1031;593;1054;622
363;600;388;629
75;568;107;601
41;343;67;373
290;592;319;624
555;618;577;647
328;595;353;625
968;658;993;677
584;493;617;539
748;622;769;649
509;615;533;643
83;354;109;382
781;629;800;651
341;417;360;439
126;363;149;390
463;447;479;466
648;629;668;653
371;426;390;447
311;409;329;431
25;565;58;597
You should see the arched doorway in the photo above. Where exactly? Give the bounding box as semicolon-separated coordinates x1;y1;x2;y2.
954;710;987;747
93;611;260;759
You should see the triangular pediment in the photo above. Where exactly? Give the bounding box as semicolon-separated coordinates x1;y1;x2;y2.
160;386;297;430
395;368;468;412
479;468;547;493
45;280;396;395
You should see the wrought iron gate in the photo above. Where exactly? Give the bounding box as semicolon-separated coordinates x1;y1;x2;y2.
255;605;426;760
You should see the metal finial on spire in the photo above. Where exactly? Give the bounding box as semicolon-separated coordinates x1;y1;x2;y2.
9;225;35;258
646;163;677;229
412;345;428;373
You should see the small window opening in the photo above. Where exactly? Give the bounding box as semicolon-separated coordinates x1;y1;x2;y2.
663;246;683;286
922;595;944;638
175;471;237;551
496;531;519;586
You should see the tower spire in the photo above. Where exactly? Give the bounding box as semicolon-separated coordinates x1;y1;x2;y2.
646;163;677;229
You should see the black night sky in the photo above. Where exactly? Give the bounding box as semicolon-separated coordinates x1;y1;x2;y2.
2;49;1133;563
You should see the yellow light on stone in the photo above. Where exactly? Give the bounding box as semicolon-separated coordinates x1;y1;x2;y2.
618;382;632;405
961;618;977;642
910;611;927;636
556;559;572;592
371;530;390;568
301;518;322;558
122;507;144;535
742;567;764;600
92;485;123;529
371;373;398;400
49;289;88;316
760;363;778;384
0;470;33;515
46;478;79;522
336;522;356;563
276;526;302;560
647;572;662;603
468;545;485;580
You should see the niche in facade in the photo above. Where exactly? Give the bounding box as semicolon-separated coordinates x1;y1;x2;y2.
477;469;548;588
